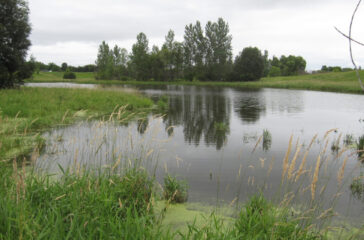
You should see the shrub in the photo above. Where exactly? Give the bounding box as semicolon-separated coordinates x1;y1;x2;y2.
63;71;76;79
163;174;188;203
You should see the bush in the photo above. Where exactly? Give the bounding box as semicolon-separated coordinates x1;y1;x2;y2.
63;71;76;79
163;174;188;203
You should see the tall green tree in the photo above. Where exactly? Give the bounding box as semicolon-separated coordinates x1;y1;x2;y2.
130;32;150;81
279;55;306;76
95;41;114;79
205;18;232;81
0;0;31;88
233;47;264;81
183;23;196;80
162;30;184;81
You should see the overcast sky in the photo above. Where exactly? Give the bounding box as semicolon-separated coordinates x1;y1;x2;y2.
28;0;364;70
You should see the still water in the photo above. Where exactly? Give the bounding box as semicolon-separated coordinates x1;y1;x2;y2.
28;83;364;223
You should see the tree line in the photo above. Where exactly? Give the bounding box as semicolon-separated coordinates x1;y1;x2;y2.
95;18;307;82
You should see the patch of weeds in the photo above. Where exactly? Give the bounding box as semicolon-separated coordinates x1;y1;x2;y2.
235;195;322;240
262;129;272;152
157;95;169;111
350;176;364;200
357;135;364;160
163;174;188;203
343;134;354;146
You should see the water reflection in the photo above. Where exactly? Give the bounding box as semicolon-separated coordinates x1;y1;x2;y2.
161;86;231;150
234;89;266;124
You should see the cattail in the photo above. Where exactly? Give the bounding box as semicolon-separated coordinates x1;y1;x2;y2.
295;151;308;182
288;144;302;180
311;155;321;201
337;156;348;186
282;135;293;182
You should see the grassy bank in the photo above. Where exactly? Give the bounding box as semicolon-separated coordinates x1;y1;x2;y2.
28;71;364;94
0;87;154;160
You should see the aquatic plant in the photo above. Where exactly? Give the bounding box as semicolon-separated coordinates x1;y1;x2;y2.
357;135;364;160
157;95;169;111
262;129;272;151
350;176;364;200
343;134;354;146
163;174;188;203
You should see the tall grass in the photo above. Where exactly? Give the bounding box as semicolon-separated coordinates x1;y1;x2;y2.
0;87;154;161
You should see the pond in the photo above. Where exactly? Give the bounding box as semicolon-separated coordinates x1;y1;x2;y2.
28;83;364;224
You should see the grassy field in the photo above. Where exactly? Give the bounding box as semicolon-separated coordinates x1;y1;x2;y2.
0;87;154;161
28;71;364;94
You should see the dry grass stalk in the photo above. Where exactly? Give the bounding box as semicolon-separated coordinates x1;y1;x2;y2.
336;147;348;159
317;208;335;220
61;110;69;123
112;155;121;172
288;144;302;180
55;194;66;201
311;155;321;201
308;134;318;150
282;135;293;182
267;157;275;178
252;135;263;153
337;156;348;186
324;129;337;140
295;151;308;182
229;197;238;207
321;139;329;156
260;158;265;168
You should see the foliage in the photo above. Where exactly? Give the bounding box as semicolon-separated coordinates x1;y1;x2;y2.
350;176;364;199
0;0;31;88
163;174;188;203
270;55;306;76
0;166;160;239
232;47;265;81
130;33;150;81
268;66;282;77
234;196;321;240
95;41;128;80
63;71;76;79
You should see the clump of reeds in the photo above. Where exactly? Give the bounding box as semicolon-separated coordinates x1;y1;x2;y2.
163;174;188;203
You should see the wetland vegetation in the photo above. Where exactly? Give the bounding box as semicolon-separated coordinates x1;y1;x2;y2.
1;1;364;239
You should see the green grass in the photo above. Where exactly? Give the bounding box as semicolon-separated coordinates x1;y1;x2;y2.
28;71;364;94
0;87;154;160
163;174;188;203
